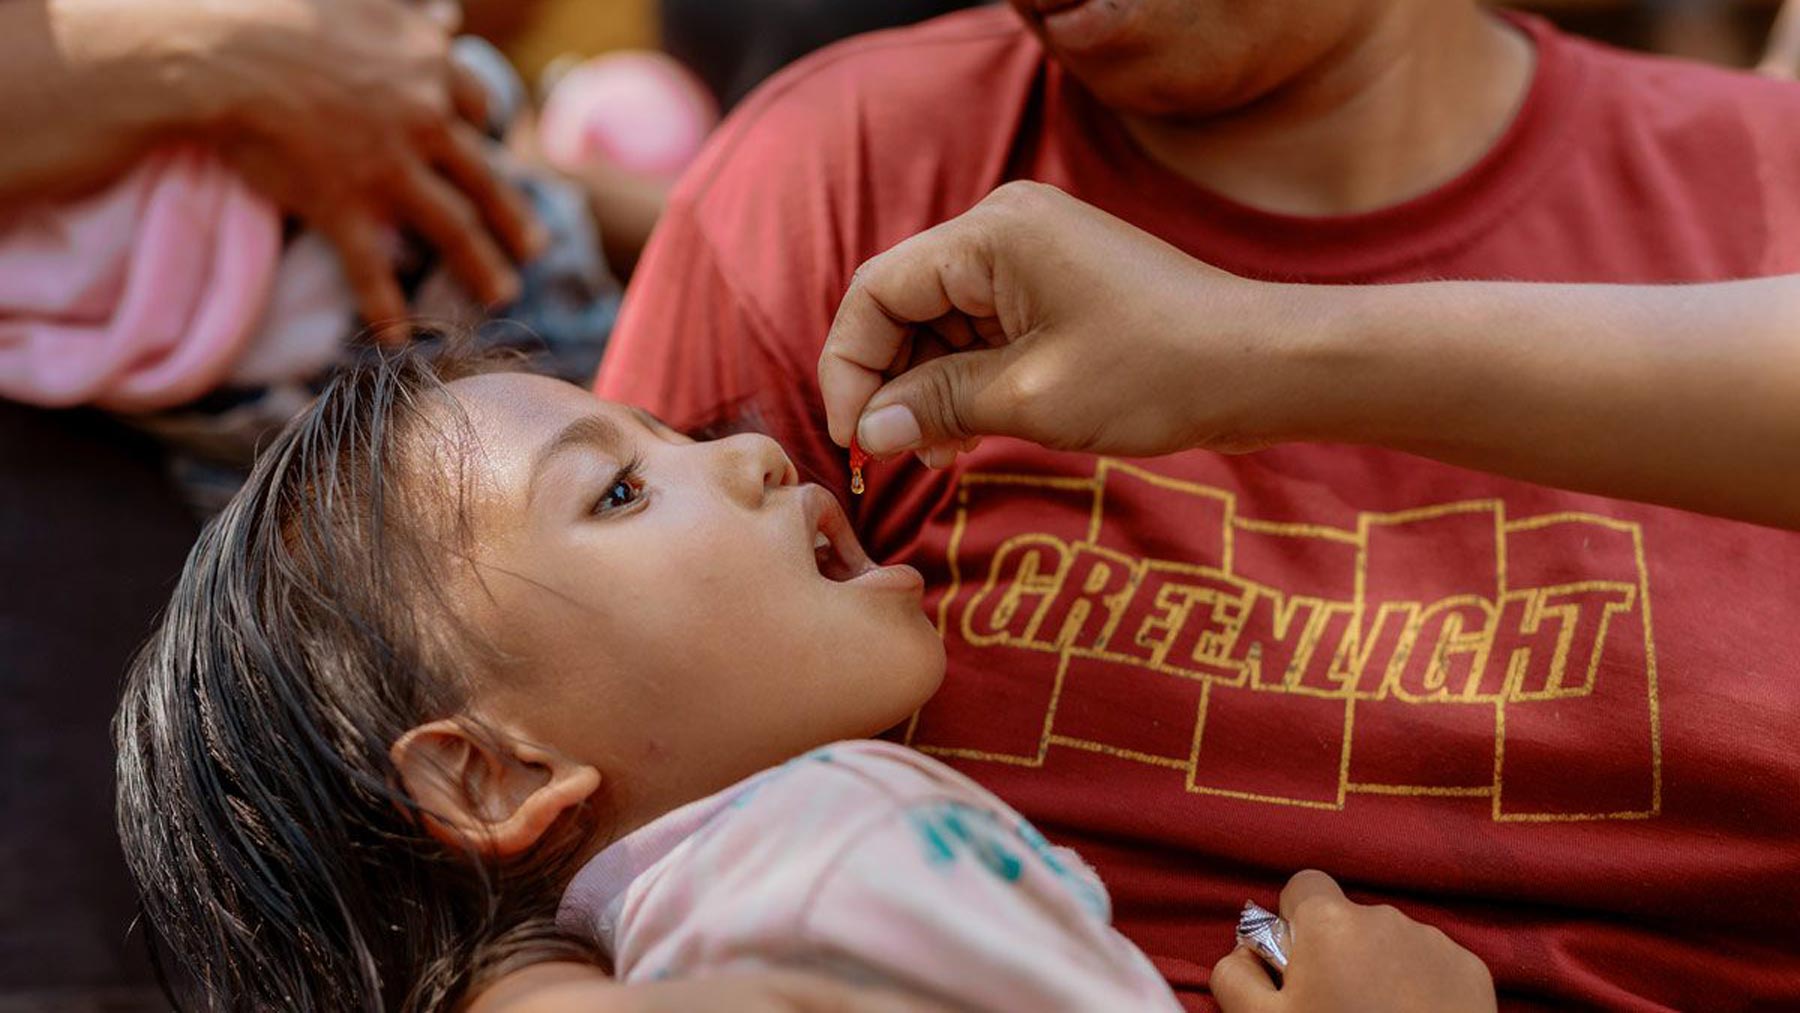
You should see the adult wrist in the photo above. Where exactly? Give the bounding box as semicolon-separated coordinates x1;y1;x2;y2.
1194;278;1385;449
1288;282;1493;454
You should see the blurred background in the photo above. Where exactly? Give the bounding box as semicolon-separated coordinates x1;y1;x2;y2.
1;1;1792;1010
1512;0;1786;63
465;0;1792;109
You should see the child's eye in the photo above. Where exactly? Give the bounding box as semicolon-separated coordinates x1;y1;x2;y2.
593;459;645;515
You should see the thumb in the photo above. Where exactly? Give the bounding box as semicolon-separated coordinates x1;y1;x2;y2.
856;346;1014;455
1210;947;1281;1013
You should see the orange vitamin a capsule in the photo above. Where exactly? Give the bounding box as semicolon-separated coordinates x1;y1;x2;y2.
849;436;869;495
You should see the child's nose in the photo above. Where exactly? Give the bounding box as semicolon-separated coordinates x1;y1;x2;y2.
714;433;798;503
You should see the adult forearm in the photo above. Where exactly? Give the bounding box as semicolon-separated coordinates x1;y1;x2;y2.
1295;277;1800;528
0;0;220;202
821;183;1800;530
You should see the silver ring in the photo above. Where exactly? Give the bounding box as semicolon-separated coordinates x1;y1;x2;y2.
1236;900;1292;972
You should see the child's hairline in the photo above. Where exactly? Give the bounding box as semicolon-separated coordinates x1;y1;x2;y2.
114;338;611;1008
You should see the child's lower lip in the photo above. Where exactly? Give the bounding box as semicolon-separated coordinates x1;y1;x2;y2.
845;562;925;593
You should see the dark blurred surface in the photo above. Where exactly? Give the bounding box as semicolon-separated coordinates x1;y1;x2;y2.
1508;0;1784;64
660;0;990;109
0;403;198;1011
655;1;1789;114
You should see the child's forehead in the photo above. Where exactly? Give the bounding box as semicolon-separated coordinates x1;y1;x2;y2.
444;372;606;428
442;373;680;448
431;374;677;508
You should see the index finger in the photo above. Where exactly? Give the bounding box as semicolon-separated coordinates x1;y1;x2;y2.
818;220;998;446
430;120;544;262
1209;947;1279;1013
319;212;407;330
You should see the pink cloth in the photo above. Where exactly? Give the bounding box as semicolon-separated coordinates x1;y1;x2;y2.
227;231;353;388
558;740;1181;1011
0;146;281;412
538;51;717;180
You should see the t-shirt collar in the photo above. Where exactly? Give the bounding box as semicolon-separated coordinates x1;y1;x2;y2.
555;775;759;946
1048;11;1581;281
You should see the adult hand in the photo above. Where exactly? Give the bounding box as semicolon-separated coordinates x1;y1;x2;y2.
178;0;541;326
469;962;949;1013
819;182;1307;467
1210;871;1496;1013
1759;0;1800;78
820;183;1800;528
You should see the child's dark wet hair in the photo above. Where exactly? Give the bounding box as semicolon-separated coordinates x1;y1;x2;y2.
114;341;603;1010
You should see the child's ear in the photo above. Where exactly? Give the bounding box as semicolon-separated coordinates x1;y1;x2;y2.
391;719;602;859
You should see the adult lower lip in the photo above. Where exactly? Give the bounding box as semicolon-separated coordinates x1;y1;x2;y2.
848;563;925;594
1038;0;1135;53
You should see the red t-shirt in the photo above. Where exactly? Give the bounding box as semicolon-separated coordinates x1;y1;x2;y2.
597;9;1800;1010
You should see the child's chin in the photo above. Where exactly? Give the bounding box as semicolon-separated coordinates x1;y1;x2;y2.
899;653;951;717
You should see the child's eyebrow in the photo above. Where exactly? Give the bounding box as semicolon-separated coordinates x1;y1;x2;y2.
530;414;627;489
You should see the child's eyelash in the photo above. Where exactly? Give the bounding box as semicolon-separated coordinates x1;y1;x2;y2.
593;453;647;515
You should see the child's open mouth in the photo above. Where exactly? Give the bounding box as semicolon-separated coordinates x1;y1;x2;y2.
801;485;923;593
805;484;876;581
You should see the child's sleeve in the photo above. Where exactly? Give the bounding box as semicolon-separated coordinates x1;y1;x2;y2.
797;794;1185;1012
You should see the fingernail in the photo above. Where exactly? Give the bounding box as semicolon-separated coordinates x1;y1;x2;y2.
923;444;957;468
858;404;921;455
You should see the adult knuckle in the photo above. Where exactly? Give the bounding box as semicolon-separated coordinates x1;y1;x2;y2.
416;25;452;61
1290;868;1332;886
1310;901;1355;936
977;183;1034;231
848;258;878;291
1008;389;1053;438
1005;362;1058;416
1286;868;1335;897
411;117;450;151
1369;904;1413;935
363;151;408;189
941;369;980;439
441;197;479;231
989;179;1053;209
907;364;955;428
396;99;436;135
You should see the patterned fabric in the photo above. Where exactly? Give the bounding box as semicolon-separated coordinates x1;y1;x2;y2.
558;740;1182;1011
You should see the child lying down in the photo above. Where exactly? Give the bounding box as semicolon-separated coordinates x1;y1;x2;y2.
114;342;1496;1011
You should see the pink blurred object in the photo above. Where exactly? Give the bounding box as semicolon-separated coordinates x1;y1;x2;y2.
538;50;718;181
0;147;281;412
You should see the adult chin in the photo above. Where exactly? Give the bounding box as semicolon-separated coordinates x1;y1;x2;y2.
1012;0;1254;119
1012;0;1391;123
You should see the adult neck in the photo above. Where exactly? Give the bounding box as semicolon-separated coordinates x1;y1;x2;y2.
1118;5;1534;217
